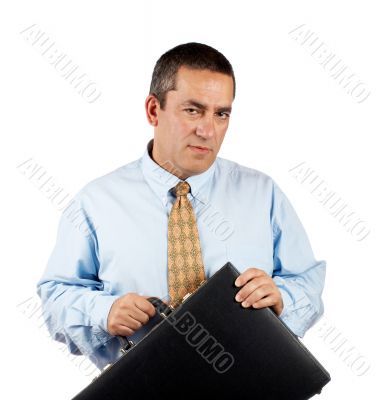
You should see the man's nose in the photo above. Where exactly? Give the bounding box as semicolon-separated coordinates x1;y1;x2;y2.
195;115;215;139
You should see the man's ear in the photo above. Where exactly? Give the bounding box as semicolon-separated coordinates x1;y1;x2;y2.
145;95;160;127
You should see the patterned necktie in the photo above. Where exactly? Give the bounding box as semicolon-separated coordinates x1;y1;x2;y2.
168;181;206;307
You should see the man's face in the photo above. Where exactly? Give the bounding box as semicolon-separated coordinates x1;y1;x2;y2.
150;66;234;179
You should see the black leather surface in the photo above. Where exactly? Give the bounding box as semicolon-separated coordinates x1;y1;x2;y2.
73;262;330;399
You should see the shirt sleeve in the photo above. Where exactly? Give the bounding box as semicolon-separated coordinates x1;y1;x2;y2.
270;181;327;338
36;194;121;369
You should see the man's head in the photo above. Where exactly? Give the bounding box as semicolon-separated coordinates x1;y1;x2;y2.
145;42;235;180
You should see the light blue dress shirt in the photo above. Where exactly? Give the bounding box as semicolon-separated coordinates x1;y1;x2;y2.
37;139;326;370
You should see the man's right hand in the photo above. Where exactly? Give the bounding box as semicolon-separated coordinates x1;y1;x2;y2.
107;293;156;336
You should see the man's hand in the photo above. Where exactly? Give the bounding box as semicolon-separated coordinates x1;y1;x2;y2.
234;268;284;316
107;293;156;336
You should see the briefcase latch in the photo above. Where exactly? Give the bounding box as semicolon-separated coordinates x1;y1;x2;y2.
181;280;206;303
118;337;135;354
182;292;192;303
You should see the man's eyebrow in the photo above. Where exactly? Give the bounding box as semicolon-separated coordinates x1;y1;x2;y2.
181;99;232;113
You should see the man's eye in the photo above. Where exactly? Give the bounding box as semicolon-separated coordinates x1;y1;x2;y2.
185;108;199;115
217;112;230;120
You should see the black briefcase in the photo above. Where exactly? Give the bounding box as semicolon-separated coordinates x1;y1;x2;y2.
73;262;330;399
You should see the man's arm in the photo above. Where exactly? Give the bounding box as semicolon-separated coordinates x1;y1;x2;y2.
272;181;326;337
235;181;326;338
36;196;121;367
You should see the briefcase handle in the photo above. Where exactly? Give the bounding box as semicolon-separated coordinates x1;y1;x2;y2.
118;296;173;353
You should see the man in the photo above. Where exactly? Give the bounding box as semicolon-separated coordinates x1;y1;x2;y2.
37;42;326;370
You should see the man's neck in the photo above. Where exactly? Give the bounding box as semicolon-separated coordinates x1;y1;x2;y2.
149;140;189;180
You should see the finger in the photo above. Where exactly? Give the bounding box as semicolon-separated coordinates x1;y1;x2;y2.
120;315;143;331
251;295;276;310
235;278;262;302
242;285;273;308
116;324;135;337
127;307;151;325
235;268;267;287
135;297;156;317
235;275;272;301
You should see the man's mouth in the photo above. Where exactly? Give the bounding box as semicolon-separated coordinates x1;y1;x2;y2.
188;145;211;154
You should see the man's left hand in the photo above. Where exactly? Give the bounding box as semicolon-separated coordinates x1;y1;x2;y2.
234;267;284;316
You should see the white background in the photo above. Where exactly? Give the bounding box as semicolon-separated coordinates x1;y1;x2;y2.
1;1;385;398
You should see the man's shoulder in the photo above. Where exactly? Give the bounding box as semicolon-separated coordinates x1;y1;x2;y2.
216;156;275;188
75;158;142;199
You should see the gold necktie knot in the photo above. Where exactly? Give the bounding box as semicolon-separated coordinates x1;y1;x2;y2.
174;181;191;197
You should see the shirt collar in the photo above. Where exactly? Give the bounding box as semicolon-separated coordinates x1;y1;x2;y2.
140;139;217;206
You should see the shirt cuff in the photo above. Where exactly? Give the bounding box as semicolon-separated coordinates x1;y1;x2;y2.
277;286;293;320
276;286;312;338
90;294;121;333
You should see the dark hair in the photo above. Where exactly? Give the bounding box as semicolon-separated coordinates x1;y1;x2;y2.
149;42;236;109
